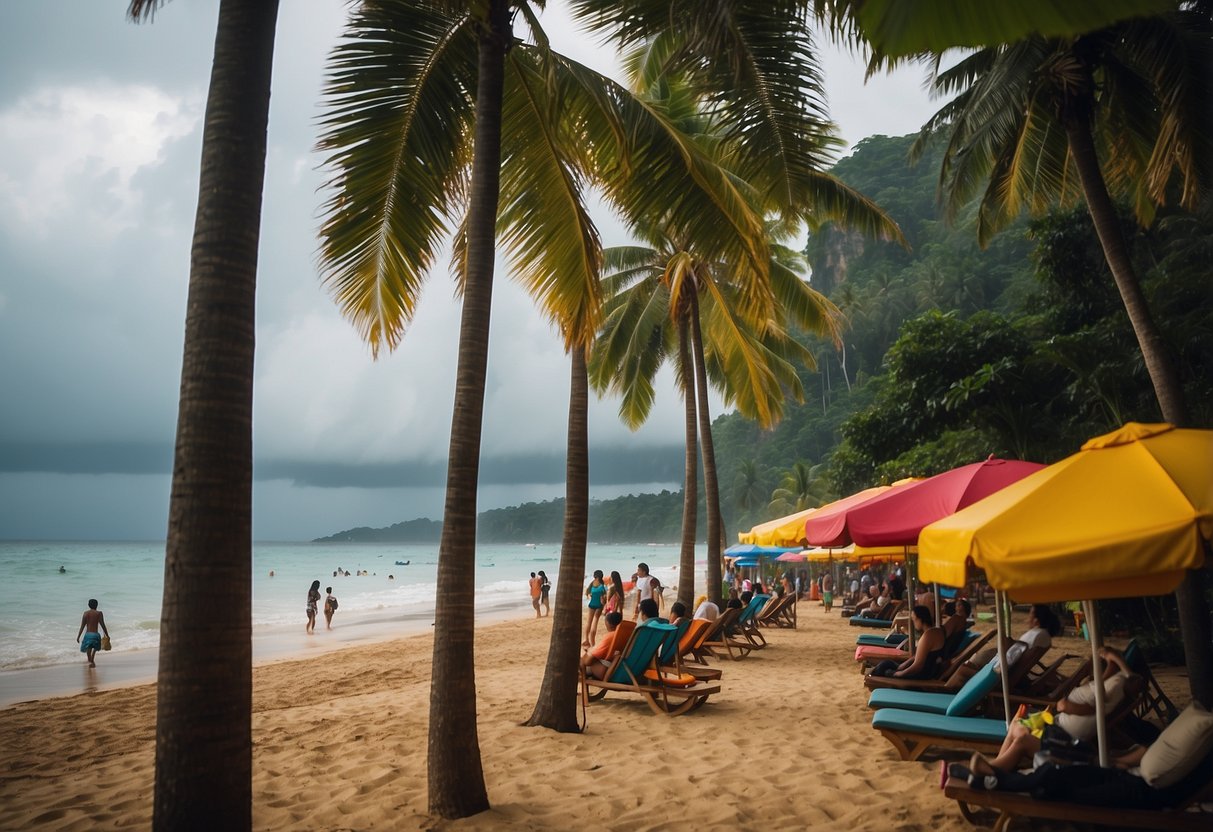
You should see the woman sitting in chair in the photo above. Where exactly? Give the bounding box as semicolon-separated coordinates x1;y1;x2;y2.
868;606;946;679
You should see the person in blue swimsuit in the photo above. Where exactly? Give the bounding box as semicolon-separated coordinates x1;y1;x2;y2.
584;569;607;646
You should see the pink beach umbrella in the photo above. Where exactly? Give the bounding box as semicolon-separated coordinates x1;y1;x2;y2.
847;457;1046;549
803;482;919;548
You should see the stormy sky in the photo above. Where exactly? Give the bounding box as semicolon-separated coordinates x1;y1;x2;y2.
0;1;936;541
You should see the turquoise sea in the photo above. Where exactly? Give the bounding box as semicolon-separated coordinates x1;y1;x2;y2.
0;540;695;673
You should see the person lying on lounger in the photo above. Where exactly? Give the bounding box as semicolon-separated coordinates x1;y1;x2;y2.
868;606;947;679
948;697;1213;812
970;645;1135;775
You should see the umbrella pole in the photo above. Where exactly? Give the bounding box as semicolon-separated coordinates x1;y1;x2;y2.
995;590;1012;724
1083;599;1110;767
905;546;916;653
933;582;941;629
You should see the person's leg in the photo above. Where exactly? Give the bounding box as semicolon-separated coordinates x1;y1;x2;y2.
86;645;96;667
974;728;1040;774
325;611;333;630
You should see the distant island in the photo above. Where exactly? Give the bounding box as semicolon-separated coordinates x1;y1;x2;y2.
314;489;704;544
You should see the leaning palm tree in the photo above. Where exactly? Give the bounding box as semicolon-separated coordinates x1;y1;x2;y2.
128;1;278;828
907;1;1212;705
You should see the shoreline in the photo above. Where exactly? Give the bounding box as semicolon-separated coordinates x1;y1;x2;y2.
0;602;534;709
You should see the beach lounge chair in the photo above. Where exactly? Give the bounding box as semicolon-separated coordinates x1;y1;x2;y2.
942;749;1213;832
943;772;1213;832
873;708;1008;761
734;594;772;649
582;622;721;716
1124;639;1180;724
856;628;981;666
874;672;1147;761
850;599;903;628
864;641;1042;694
867;660;1004;717
699;608;752;661
856;631;908;648
664;618;722;681
756;593;796;628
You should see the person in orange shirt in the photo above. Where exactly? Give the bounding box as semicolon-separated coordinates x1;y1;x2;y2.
528;572;542;618
581;612;624;679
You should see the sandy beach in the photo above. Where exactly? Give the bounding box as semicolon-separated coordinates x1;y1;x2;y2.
0;602;1190;830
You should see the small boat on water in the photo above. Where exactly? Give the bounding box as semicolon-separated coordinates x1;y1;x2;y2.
394;560;410;566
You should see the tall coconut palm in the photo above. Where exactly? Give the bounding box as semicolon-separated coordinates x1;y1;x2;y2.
908;2;1212;705
128;0;278;828
318;1;786;788
590;234;845;602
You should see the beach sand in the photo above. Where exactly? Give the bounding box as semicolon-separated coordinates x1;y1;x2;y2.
0;603;1190;830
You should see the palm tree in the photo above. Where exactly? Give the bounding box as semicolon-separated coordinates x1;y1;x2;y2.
909;2;1212;705
732;459;767;531
769;461;831;515
128;1;278;828
317;2;789;796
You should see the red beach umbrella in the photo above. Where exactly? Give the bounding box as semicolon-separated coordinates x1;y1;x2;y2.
848;457;1045;548
803;481;919;548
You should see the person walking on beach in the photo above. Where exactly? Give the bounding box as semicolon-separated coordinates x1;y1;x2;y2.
324;586;338;630
306;580;321;634
76;599;109;668
584;570;607;646
538;570;551;617
604;570;626;616
529;572;542;618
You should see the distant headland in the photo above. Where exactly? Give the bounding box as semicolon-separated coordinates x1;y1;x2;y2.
315;489;704;544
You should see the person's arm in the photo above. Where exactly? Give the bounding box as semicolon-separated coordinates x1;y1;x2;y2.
99;611;109;637
77;613;85;643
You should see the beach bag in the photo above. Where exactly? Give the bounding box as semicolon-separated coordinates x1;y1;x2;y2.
101;636;112;651
328;596;338;611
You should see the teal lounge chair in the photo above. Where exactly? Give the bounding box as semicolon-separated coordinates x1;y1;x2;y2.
856;631;908;648
872;708;1008;761
850;599;903;627
735;594;772;648
583;622;721;716
867;661;1001;716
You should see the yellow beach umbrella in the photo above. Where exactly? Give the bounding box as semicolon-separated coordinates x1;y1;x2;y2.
738;507;818;547
919;422;1211;602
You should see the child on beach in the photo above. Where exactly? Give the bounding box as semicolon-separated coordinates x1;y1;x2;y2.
324;587;338;629
821;572;834;612
584;570;606;647
306;580;321;634
76;599;110;668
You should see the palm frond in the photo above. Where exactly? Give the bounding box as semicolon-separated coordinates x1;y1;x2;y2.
316;2;477;356
495;47;603;349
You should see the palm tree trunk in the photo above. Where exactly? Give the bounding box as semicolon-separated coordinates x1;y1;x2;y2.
677;315;698;609
1065;113;1212;708
427;0;510;817
525;347;589;731
688;287;723;606
152;1;278;829
1063;116;1189;426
